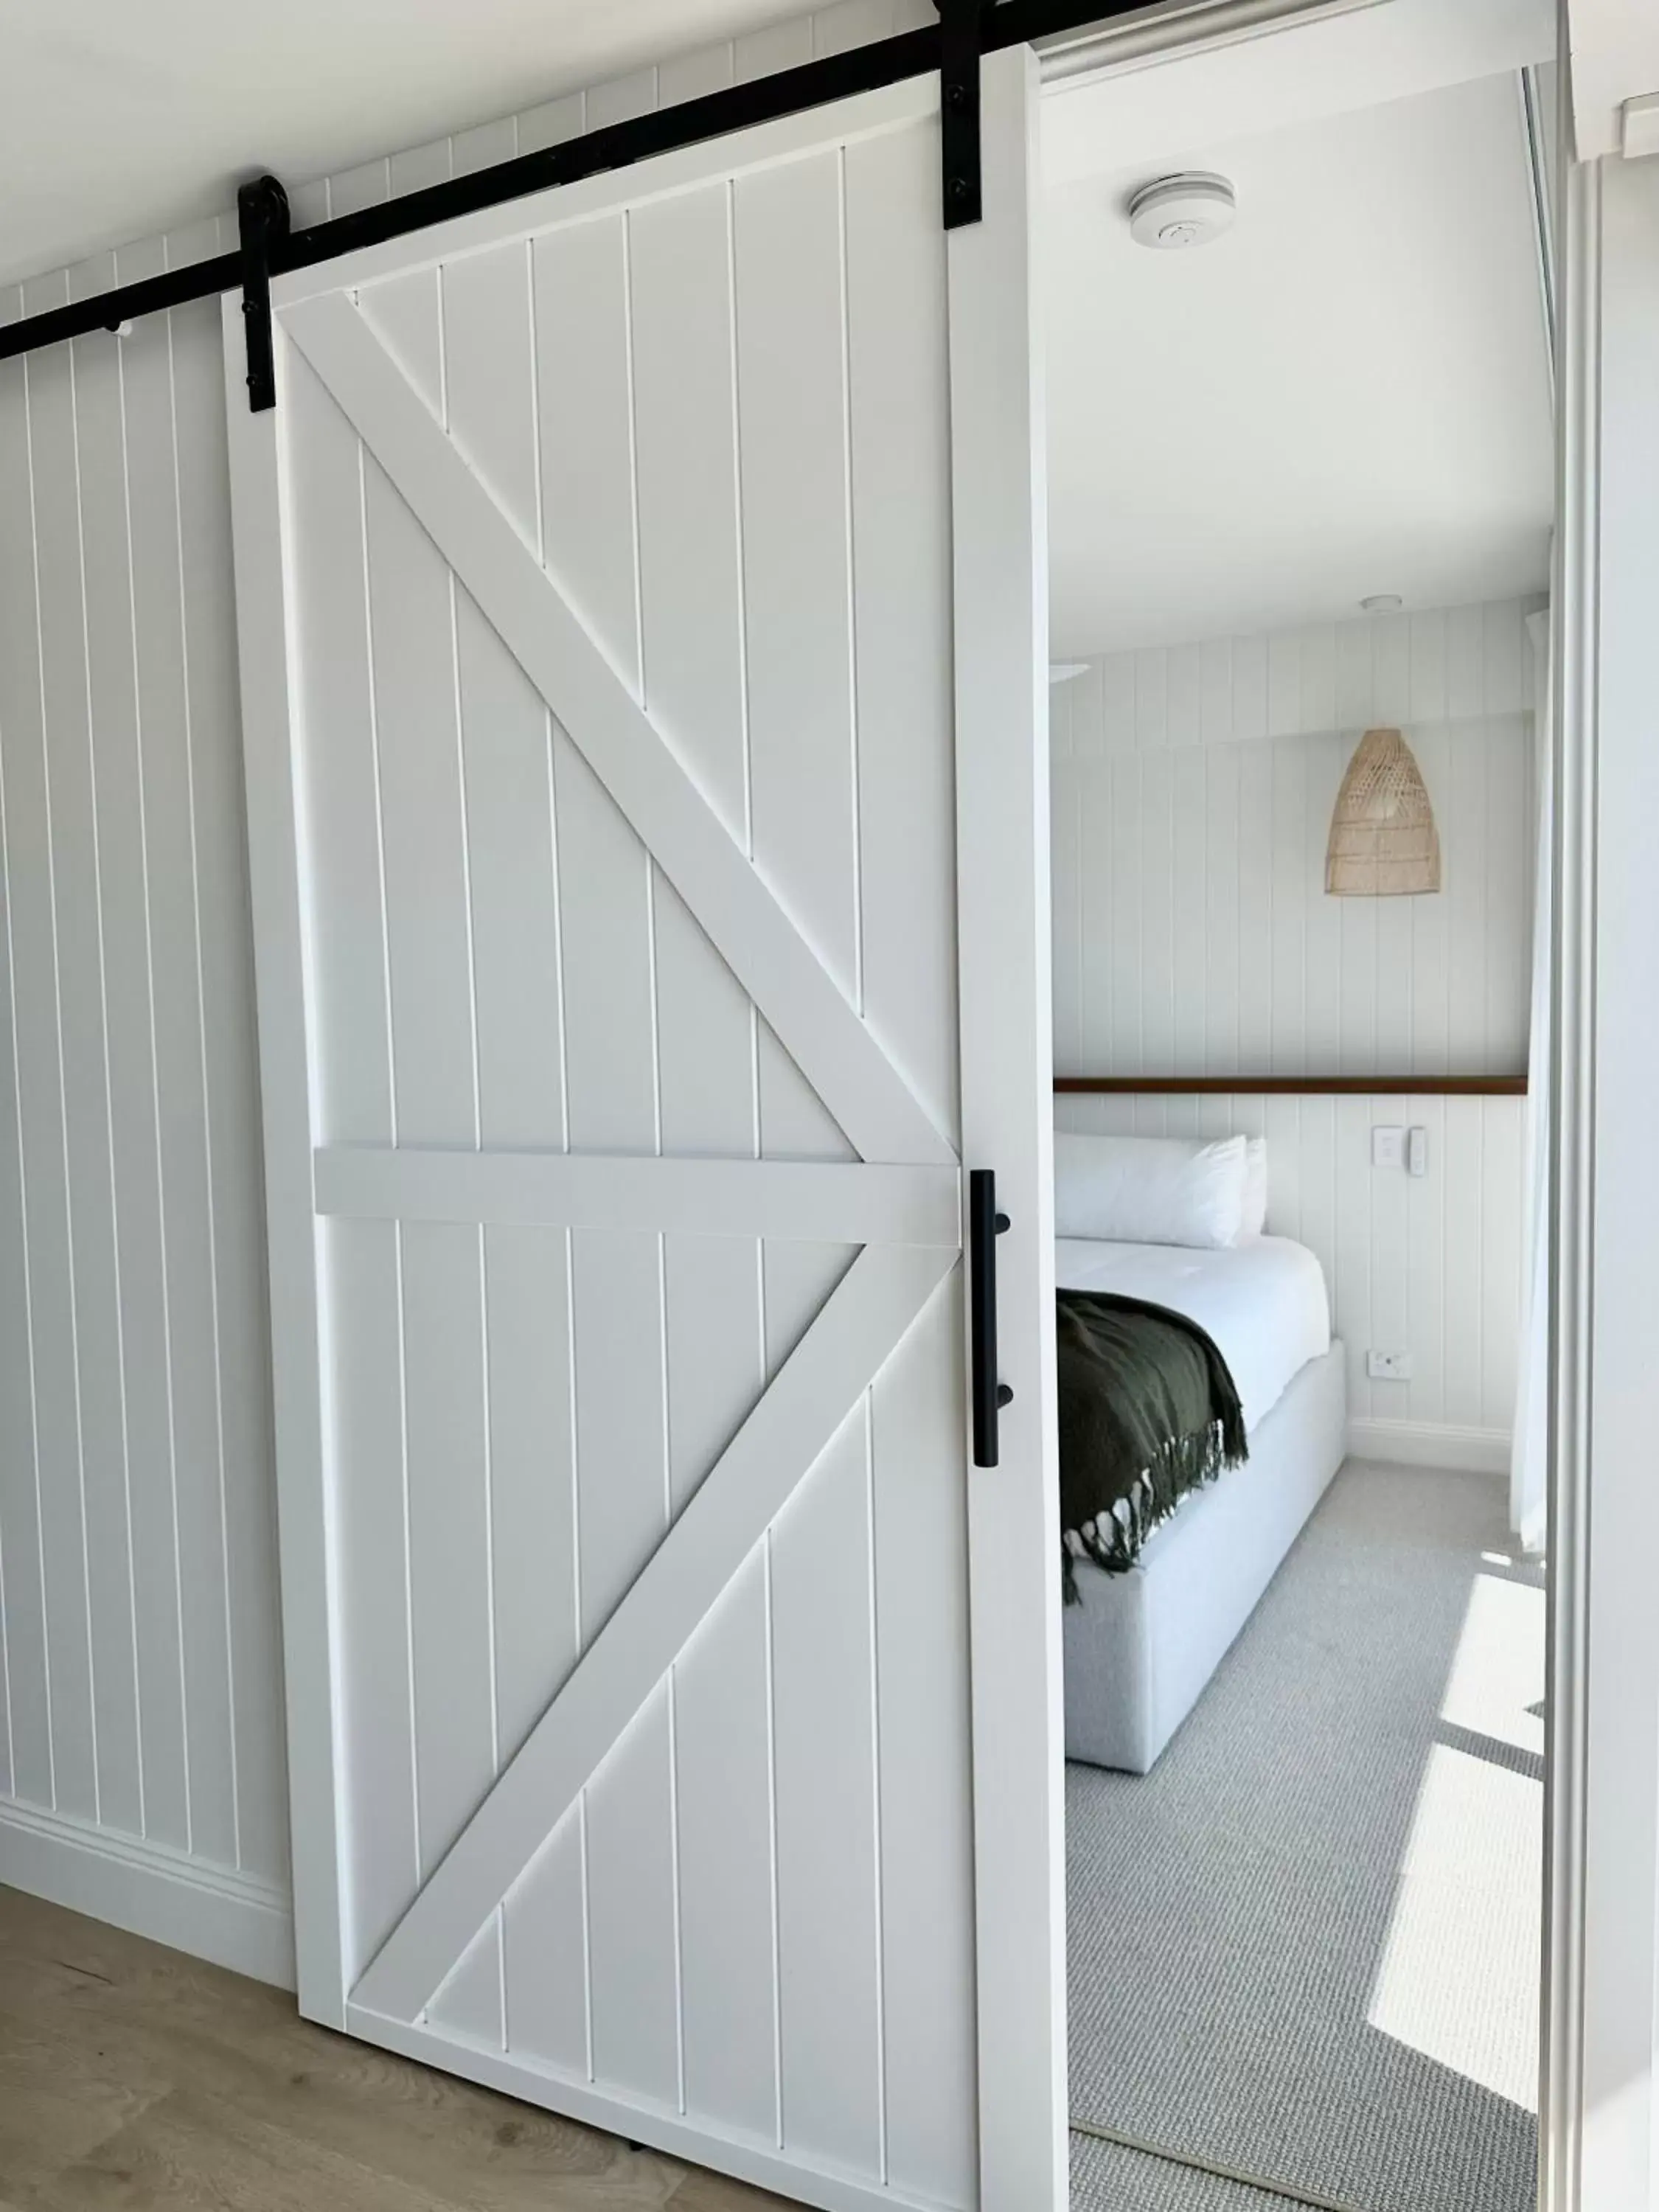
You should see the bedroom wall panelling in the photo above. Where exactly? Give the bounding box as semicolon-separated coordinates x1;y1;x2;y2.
1051;596;1540;1468
0;234;290;1983
0;0;936;1980
1052;1088;1522;1468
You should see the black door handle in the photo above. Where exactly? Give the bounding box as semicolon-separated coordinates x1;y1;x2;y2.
970;1169;1013;1467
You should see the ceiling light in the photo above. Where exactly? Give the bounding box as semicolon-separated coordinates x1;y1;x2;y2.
1128;173;1236;251
1360;594;1405;614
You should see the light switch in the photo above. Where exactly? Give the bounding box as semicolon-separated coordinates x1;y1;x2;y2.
1408;1125;1427;1178
1371;1126;1405;1169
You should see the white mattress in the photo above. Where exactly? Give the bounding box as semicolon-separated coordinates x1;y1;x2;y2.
1054;1233;1332;1434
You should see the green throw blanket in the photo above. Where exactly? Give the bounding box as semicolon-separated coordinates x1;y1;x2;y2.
1057;1289;1248;1598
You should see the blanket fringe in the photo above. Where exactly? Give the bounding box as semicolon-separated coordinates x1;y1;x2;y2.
1060;1413;1247;1602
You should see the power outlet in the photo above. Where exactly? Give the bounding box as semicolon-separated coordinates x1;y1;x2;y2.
1367;1349;1413;1382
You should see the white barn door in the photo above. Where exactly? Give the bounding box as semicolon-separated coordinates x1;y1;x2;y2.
225;51;1062;2212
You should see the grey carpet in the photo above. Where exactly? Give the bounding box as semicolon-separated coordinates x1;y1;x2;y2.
1068;1461;1543;2212
1072;2129;1307;2211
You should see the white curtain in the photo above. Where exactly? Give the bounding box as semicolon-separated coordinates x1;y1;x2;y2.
1511;608;1552;1554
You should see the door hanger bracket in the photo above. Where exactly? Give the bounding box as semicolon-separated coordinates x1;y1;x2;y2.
936;0;987;230
237;174;291;414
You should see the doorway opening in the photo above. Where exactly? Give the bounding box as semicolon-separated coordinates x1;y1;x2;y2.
1040;15;1555;2209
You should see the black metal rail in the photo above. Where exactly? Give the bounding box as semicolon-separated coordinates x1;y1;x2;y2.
0;0;1144;369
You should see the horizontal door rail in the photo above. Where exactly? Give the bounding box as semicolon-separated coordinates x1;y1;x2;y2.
0;0;1141;366
313;1145;964;1245
1054;1074;1528;1097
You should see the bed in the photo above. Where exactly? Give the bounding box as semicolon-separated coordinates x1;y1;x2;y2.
1058;1232;1346;1773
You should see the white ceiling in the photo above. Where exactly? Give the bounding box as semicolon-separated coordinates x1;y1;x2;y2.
0;0;804;287
1043;69;1555;657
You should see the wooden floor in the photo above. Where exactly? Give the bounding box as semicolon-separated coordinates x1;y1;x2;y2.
0;1885;793;2210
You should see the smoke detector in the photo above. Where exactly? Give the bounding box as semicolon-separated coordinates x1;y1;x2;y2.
1128;173;1237;251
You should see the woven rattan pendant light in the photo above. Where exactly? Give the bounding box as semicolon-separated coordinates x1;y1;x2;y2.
1326;727;1441;896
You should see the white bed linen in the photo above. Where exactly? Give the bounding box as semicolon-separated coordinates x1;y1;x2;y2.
1054;1233;1331;1434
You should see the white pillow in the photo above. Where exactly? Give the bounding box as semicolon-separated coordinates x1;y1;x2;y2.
1053;1131;1249;1251
1239;1137;1268;1240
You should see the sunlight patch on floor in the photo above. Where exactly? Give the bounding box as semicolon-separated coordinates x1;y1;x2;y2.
1441;1573;1545;1756
1366;1572;1545;2112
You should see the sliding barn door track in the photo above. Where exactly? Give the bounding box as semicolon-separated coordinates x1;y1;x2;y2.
1070;2114;1376;2212
0;0;1147;402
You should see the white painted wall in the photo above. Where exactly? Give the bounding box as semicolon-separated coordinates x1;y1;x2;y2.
0;0;930;1982
1051;595;1540;1465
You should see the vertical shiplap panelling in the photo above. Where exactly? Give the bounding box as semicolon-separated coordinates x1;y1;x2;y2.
68;254;157;1847
1109;754;1141;1074
1237;736;1273;1073
770;1409;884;2179
1406;1093;1448;1426
1270;730;1305;1070
119;237;236;1867
627;160;774;2143
445;229;577;2060
850;132;957;1155
525;193;644;2093
1139;748;1174;1073
167;236;288;1887
1;282;100;1830
1051;596;1539;1447
1083;736;1116;1077
1302;729;1344;1077
1408;611;1452;1075
34;264;147;1839
0;220;285;1902
1054;597;1540;1083
738;149;860;1166
734;143;882;2180
1167;745;1206;1076
1054;1090;1526;1445
0;286;58;1813
2;279;100;1832
1204;743;1239;1077
532;172;679;2102
361;256;501;2048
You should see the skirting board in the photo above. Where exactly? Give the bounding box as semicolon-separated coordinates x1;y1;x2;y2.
1346;1418;1512;1476
0;1795;295;1989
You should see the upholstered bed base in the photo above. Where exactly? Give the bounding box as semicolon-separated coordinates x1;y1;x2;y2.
1062;1342;1348;1774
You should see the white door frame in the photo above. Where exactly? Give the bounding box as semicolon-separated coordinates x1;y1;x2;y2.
226;52;1065;2212
952;47;1068;2211
1543;126;1659;2212
1039;5;1650;2211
